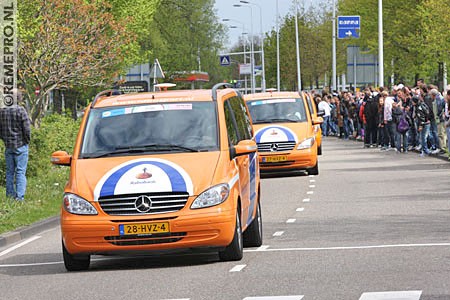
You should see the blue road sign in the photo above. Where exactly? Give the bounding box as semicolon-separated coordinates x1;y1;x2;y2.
220;55;231;66
337;16;360;39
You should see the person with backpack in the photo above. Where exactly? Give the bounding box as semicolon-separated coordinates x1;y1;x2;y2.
413;95;432;156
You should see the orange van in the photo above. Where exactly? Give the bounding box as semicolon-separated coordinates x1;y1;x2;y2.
304;92;323;155
243;91;322;175
51;83;262;271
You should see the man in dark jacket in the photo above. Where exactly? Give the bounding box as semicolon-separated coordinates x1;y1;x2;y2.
363;89;379;147
0;90;31;201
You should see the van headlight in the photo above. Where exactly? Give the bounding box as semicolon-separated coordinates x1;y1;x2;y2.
63;193;98;215
297;137;315;150
191;184;230;209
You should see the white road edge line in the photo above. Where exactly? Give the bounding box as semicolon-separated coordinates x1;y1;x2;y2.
229;264;246;272
0;236;41;257
256;245;270;251
273;231;284;237
244;243;450;252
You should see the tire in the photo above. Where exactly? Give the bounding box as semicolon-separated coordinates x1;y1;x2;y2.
62;241;90;271
243;200;263;247
318;145;322;155
307;161;319;175
219;209;243;261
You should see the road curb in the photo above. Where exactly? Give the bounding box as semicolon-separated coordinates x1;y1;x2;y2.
0;216;60;248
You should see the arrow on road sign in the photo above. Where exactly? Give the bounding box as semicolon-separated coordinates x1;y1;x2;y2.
346;31;353;37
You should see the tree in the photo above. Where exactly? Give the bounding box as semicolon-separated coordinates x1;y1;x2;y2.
147;0;227;87
18;0;135;126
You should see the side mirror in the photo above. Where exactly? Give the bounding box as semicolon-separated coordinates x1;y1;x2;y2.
51;151;72;166
230;140;258;158
312;117;323;125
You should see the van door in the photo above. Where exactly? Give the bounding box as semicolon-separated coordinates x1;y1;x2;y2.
224;96;258;228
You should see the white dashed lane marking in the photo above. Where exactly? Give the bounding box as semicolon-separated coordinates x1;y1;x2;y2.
243;296;304;300
273;231;284;237
309;185;315;188
306;191;314;195
302;198;310;202
359;291;422;300
286;219;296;223
296;208;305;212
229;264;247;272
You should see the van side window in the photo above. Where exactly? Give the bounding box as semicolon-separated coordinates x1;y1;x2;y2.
228;96;253;140
224;101;239;146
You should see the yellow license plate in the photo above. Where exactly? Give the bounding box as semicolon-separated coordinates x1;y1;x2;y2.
119;222;170;235
263;155;288;163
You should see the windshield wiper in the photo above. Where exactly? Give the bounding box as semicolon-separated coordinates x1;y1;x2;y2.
83;143;200;158
253;118;298;124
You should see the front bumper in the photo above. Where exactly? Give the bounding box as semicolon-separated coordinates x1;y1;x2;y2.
61;208;236;255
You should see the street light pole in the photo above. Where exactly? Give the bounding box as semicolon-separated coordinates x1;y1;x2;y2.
224;19;248;93
240;0;266;92
276;0;281;91
332;0;337;92
234;4;256;93
378;0;384;87
294;0;302;92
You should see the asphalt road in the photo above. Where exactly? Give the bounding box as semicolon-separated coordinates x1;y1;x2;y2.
1;137;450;300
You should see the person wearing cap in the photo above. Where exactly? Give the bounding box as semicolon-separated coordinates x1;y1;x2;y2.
0;89;31;201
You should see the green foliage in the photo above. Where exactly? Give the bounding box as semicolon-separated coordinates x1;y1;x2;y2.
0;114;78;234
28;114;80;177
0;168;68;234
148;0;227;86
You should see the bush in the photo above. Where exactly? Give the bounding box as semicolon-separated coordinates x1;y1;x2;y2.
28;114;81;177
0;114;80;185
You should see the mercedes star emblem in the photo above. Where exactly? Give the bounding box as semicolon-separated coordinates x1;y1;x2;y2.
135;195;152;213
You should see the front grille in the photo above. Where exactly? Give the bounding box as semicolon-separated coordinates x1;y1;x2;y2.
98;192;189;216
257;141;296;152
105;232;186;246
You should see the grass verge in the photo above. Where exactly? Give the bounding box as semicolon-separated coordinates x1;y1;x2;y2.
0;166;69;235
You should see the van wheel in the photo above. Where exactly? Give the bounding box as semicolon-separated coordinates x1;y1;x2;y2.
308;161;319;175
219;209;243;261
243;200;263;247
318;145;322;155
62;241;90;271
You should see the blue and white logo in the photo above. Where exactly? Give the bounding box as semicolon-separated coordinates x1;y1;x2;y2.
254;125;298;143
93;158;194;200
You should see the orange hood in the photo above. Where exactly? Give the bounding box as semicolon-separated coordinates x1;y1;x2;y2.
252;122;312;144
69;152;220;201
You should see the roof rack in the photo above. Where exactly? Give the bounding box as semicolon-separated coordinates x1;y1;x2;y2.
212;82;233;101
91;89;122;108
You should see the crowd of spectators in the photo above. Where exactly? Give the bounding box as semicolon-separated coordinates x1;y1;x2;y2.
313;80;450;159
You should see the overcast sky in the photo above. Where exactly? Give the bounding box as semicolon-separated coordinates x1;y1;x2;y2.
214;0;298;47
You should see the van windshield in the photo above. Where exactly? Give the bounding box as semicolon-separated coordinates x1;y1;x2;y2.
80;102;218;158
246;98;307;124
